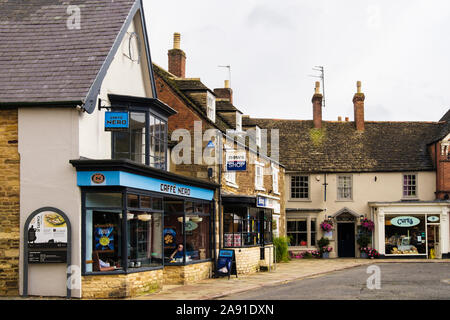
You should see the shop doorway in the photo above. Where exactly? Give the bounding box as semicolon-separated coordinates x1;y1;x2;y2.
337;223;355;257
427;224;441;259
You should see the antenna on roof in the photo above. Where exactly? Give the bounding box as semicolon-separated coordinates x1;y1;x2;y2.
218;65;231;87
309;66;325;108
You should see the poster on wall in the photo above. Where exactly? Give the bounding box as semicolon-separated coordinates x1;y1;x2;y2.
94;226;114;251
27;211;68;263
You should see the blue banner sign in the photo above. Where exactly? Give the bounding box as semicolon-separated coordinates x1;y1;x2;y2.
226;151;247;171
105;112;129;131
257;196;266;207
76;171;214;201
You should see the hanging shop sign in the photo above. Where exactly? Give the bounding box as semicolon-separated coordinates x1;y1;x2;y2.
27;211;68;263
427;216;440;223
390;216;420;227
105;111;129;131
226;151;247;171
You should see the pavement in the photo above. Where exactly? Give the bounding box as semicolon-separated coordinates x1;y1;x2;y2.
135;258;450;300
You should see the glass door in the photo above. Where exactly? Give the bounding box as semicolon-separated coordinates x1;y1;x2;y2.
427;224;440;259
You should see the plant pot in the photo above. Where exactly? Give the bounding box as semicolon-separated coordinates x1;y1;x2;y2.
360;251;368;259
322;252;330;259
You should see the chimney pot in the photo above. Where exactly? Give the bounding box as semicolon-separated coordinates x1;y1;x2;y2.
224;80;230;88
338;116;342;121
345;117;349;122
173;32;181;49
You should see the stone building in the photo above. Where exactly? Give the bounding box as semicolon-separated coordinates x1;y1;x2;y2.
153;33;285;276
245;81;450;259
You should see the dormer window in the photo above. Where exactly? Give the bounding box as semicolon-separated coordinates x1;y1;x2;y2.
236;112;242;131
206;91;216;122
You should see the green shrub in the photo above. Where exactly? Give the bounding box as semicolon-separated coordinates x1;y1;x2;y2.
273;236;290;262
317;237;330;249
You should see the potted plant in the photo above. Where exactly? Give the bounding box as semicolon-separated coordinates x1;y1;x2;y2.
320;220;334;232
317;237;332;258
367;248;379;259
357;233;371;258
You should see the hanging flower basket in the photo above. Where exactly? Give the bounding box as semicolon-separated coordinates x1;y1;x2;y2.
360;218;375;232
320;220;334;232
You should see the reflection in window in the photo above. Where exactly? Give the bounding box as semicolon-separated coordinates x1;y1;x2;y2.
287;218;316;247
112;111;167;170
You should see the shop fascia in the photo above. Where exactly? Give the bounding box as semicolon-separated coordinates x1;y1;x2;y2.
370;202;449;258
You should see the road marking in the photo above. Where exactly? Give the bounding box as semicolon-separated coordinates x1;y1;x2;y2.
441;279;450;285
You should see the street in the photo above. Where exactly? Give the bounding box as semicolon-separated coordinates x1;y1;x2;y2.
219;262;450;300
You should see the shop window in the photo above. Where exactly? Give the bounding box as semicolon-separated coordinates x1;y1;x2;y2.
164;200;211;264
287;218;316;247
84;192;163;274
291;175;309;199
337;175;352;200
223;206;272;247
403;174;417;198
112;111;167;170
385;215;426;255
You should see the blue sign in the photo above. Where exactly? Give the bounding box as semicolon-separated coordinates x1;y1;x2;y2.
257;196;266;207
76;171;215;201
105;112;129;131
218;249;234;258
206;141;215;148
226;151;247;171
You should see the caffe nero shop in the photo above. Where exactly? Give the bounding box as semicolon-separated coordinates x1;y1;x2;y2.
70;95;218;290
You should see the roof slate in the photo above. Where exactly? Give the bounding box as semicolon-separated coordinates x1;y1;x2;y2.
0;0;135;104
244;118;444;173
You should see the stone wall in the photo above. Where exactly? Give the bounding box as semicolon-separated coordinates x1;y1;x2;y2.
233;247;260;274
81;269;164;299
0;109;20;296
163;261;212;285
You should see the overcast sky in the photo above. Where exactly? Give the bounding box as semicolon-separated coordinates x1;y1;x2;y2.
143;0;450;122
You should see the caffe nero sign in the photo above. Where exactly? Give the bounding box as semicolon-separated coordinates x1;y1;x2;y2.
390;216;420;227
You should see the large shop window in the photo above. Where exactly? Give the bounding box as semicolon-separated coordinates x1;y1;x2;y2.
163;200;211;265
112;111;167;170
287;218;316;247
84;191;163;274
223;206;273;247
385;215;426;255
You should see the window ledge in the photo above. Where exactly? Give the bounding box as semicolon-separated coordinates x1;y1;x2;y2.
255;186;265;191
335;199;353;202
288;199;311;202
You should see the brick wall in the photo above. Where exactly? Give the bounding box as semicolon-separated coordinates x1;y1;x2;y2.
163;261;212;285
430;141;450;200
0;109;20;296
81;269;164;299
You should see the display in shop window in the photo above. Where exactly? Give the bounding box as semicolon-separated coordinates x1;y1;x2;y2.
95;226;114;251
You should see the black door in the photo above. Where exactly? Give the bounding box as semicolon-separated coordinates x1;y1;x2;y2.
338;223;355;257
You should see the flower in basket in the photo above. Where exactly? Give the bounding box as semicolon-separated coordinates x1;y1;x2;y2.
320;220;334;232
360;218;375;232
311;250;321;258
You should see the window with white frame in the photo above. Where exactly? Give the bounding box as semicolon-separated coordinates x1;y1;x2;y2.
255;163;264;189
403;174;417;198
290;175;309;199
255;126;261;148
287;217;316;247
206;92;216;122
272;164;279;194
337;175;352;200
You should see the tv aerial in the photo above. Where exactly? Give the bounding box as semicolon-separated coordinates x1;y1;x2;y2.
308;66;325;108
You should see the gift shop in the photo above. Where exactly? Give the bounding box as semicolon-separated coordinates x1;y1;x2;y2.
370;202;449;259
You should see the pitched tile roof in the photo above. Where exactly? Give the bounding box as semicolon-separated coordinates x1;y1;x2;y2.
244;118;444;173
0;0;136;105
216;100;240;113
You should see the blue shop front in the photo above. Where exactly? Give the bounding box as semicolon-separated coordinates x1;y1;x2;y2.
70;159;218;297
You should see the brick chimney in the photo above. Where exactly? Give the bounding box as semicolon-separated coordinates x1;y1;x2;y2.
312;81;323;129
353;81;365;131
213;80;233;104
168;32;186;78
